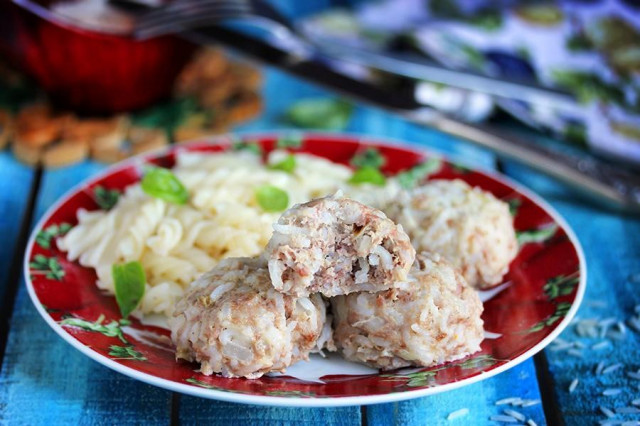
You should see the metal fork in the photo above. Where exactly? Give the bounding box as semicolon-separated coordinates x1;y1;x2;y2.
130;0;296;42
122;0;576;110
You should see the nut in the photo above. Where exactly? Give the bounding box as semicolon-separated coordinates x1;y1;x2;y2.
42;139;89;168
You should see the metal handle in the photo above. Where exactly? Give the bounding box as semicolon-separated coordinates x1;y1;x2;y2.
312;42;577;112
416;112;640;213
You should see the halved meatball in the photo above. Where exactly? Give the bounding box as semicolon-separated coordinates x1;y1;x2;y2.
265;195;416;297
384;179;517;289
170;257;333;379
332;252;484;370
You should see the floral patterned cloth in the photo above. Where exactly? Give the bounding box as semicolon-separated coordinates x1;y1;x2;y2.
301;0;640;165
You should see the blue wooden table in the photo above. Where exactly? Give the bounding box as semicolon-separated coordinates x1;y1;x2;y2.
1;4;640;423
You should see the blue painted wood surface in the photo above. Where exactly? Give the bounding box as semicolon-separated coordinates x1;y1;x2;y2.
2;6;638;422
0;151;34;305
502;161;640;426
0;163;175;425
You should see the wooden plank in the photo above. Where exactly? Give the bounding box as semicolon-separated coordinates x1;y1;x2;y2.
0;151;35;304
0;162;174;425
179;398;363;426
367;359;545;426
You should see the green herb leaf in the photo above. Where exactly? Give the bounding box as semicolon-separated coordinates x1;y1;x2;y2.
185;378;243;393
543;274;579;300
350;148;385;169
108;345;146;361
29;255;65;281
232;140;262;155
456;354;497;369
506;198;522;216
59;315;128;343
285;98;353;130
255;185;289;212
131;96;198;133
396;158;442;189
268;154;296;173
94;186;120;210
348;166;386;186
141;167;189;205
517;224;558;245
276;134;303;149
112;261;146;318
35;223;73;249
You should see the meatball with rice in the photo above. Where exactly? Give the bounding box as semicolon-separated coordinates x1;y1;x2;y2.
170;257;333;378
265;195;416;297
332;252;484;370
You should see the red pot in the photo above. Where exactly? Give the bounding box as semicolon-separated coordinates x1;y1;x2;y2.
0;0;197;113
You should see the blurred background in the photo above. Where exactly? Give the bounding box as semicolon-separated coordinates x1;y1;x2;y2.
0;0;638;184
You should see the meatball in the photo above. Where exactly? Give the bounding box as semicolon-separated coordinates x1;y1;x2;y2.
170;257;333;379
265;195;416;297
384;179;517;289
332;252;484;370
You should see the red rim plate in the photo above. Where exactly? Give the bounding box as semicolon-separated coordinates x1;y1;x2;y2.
24;132;586;407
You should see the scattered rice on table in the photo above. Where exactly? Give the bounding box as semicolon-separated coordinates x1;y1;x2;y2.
569;379;579;393
446;408;469;421
503;409;526;422
600;406;615;418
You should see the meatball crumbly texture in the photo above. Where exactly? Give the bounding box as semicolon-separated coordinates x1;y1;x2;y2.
332;252;484;370
265;195;416;297
384;179;517;289
170;257;334;379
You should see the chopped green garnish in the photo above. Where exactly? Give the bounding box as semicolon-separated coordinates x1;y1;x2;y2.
350;148;385;169
516;224;558;246
112;261;146;318
29;254;65;281
94;186;120;210
268;154;296;173
232;140;262;155
276;134;303;149
396;158;442;189
141;167;189;205
506;198;522;216
131;97;198;133
108;345;147;361
285;98;353;130
36;223;72;249
255;185;289;212
348;166;386;186
59;315;128;343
